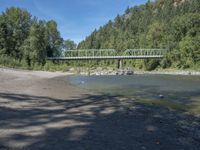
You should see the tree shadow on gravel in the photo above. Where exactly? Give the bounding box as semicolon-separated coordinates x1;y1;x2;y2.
0;92;200;150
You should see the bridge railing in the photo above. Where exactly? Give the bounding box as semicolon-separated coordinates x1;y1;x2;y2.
123;49;167;56
64;49;167;57
65;49;117;57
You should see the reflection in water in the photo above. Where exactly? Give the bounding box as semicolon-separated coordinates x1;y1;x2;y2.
68;75;200;114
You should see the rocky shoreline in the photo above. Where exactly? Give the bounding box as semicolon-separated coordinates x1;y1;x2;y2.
1;66;200;76
69;67;200;76
134;70;200;76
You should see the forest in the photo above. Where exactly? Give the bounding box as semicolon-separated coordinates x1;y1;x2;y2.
0;0;200;71
79;0;200;70
0;7;77;70
0;7;64;68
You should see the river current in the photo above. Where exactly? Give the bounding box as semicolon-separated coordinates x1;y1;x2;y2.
67;75;200;114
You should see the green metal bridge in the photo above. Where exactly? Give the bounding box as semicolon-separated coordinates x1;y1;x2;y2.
47;49;167;60
48;49;167;69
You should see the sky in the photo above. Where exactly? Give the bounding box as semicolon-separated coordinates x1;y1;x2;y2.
0;0;147;44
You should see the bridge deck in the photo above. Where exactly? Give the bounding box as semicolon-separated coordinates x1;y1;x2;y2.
48;55;163;60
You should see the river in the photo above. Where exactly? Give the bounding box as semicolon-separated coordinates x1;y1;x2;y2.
67;74;200;114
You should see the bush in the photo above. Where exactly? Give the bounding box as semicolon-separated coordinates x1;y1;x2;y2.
0;56;22;68
144;59;160;71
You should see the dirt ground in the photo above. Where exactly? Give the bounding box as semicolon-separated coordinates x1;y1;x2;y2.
0;68;200;150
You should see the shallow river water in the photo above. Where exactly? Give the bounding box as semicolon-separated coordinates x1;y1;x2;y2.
68;75;200;114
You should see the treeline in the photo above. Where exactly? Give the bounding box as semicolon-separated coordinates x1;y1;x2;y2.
1;1;200;71
78;0;200;70
0;7;63;68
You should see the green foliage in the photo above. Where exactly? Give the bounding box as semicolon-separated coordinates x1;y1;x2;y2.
178;35;200;68
22;21;47;66
78;0;200;70
0;55;22;68
0;7;31;59
1;1;200;71
0;7;63;68
144;59;160;71
146;22;167;48
63;39;77;50
45;20;63;57
170;13;200;41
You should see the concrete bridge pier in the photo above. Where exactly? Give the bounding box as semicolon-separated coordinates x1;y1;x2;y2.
117;59;123;69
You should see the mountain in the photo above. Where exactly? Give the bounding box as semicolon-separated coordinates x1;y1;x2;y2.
78;0;200;70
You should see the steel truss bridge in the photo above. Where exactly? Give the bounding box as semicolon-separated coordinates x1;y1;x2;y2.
48;49;167;61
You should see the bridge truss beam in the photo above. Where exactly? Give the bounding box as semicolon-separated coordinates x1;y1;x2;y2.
48;49;167;60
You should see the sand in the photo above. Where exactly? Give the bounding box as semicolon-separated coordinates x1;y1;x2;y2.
0;68;200;150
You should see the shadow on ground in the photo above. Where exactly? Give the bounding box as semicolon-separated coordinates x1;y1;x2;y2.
0;92;200;150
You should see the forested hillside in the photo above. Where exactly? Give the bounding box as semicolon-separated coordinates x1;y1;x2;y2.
0;0;200;71
0;7;63;68
78;0;200;70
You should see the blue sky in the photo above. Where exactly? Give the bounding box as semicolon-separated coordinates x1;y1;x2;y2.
1;0;147;43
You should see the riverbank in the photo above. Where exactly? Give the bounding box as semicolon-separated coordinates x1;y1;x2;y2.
1;65;200;76
66;67;200;76
134;69;200;76
0;68;200;149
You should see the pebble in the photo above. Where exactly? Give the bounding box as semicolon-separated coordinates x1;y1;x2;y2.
159;94;164;98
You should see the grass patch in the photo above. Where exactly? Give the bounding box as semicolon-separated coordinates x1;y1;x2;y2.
135;97;200;116
137;98;189;112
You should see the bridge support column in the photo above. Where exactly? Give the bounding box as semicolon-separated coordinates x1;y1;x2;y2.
117;59;123;69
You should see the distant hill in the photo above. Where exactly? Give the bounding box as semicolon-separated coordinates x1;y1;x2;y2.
78;0;200;70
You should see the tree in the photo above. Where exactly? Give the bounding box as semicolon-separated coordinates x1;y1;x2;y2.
171;13;200;41
45;20;63;57
0;7;31;59
1;0;200;70
63;39;77;50
78;0;200;70
146;22;167;48
178;35;200;68
22;20;47;66
0;7;65;67
0;15;8;55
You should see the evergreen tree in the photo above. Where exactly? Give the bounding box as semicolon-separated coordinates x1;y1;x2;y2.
78;0;200;69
